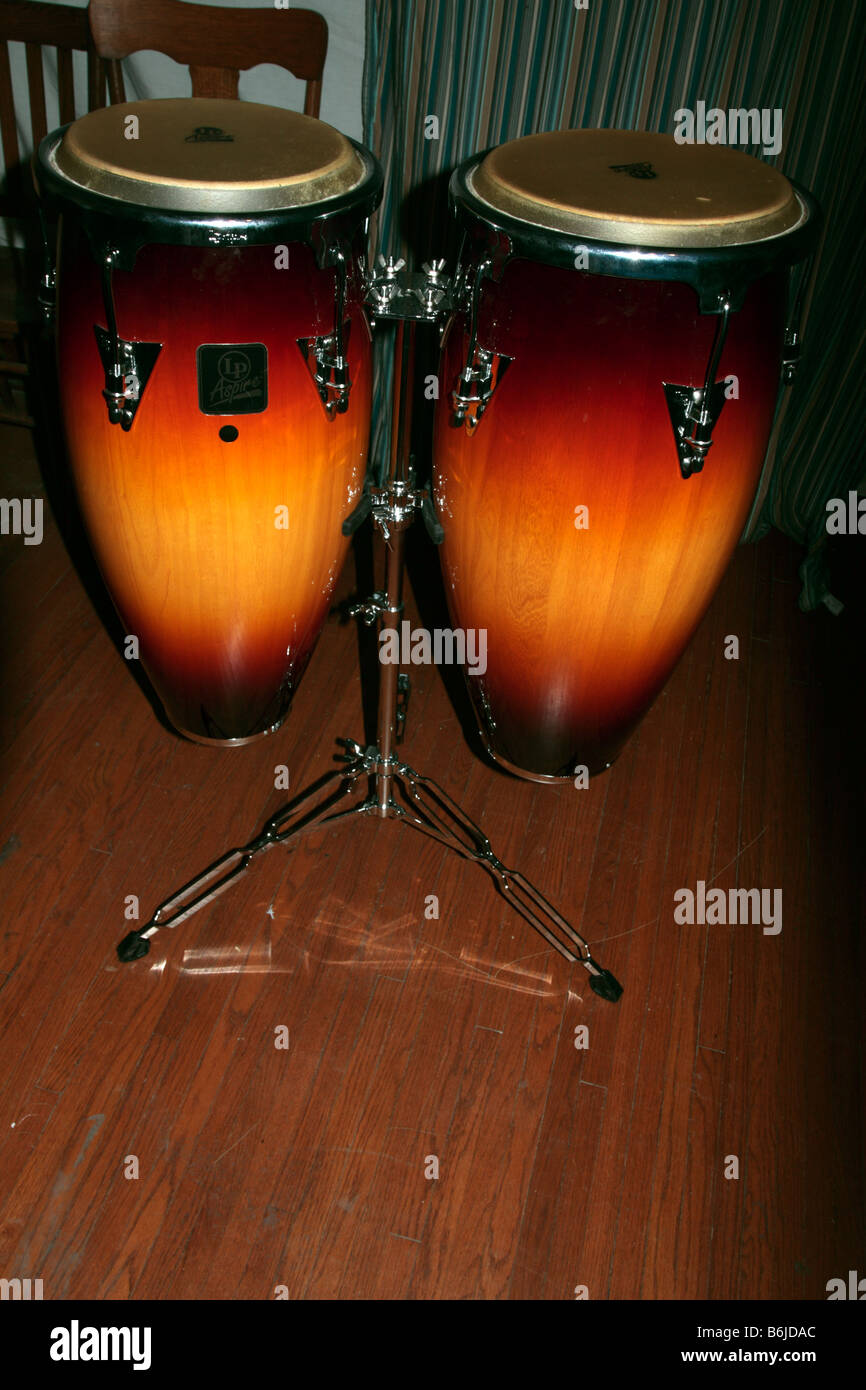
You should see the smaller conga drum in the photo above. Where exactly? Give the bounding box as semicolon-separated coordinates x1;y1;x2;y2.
36;99;382;744
433;131;818;780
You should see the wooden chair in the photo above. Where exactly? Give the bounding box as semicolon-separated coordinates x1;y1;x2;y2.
0;0;110;425
88;0;328;117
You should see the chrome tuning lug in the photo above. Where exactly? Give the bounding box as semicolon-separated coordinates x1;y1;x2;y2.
37;211;57;325
663;380;728;478
663;298;732;478
779;252;815;385
448;262;472;313
298;323;352;418
781;327;800;382
94;331;161;431
300;238;354;417
95;249;161;430
38;265;56;325
452;346;496;426
449;254;511;430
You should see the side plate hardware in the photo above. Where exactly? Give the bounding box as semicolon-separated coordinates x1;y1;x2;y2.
297;319;352;419
96;249;161;429
663;298;731;478
450;255;510;431
94;325;161;430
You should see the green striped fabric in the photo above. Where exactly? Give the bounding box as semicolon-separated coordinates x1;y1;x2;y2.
362;0;863;608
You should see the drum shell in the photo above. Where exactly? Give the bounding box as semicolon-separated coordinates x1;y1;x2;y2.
56;223;372;743
433;252;786;778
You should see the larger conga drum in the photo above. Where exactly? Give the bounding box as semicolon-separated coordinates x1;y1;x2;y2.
36;99;382;744
433;130;818;780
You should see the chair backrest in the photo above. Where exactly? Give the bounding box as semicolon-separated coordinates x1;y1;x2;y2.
0;0;108;208
88;0;328;117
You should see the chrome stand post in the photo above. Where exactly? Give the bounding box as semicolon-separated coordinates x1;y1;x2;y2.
117;260;623;1003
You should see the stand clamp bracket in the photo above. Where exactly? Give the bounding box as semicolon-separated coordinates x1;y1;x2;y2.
365;257;453;322
347;590;401;625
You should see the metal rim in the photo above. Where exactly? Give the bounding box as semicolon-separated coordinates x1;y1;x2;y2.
35;125;384;249
449;148;821;312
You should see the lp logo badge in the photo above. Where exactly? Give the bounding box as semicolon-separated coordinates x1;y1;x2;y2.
197;342;268;415
218;349;251;384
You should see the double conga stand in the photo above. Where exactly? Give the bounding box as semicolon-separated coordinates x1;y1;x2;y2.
117;259;624;1003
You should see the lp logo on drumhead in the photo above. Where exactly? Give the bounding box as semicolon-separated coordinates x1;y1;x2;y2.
197;342;268;415
185;126;234;143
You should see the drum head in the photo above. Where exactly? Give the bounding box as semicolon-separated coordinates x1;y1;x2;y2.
471;129;803;248
51;98;367;213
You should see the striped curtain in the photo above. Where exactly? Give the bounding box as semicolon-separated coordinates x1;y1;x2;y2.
362;0;864;608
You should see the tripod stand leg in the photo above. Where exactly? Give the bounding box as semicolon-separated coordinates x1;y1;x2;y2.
387;762;623;1000
117;758;369;961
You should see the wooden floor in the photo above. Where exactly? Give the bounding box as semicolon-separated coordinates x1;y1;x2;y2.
0;409;862;1302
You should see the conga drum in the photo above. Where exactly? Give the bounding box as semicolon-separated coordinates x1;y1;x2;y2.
433;130;818;780
36;99;382;744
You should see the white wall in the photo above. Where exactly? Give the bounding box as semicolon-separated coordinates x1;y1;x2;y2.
1;0;366;240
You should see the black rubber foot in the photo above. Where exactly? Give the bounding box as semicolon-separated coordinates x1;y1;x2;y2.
589;968;623;1002
117;931;150;962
